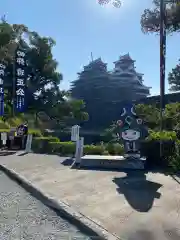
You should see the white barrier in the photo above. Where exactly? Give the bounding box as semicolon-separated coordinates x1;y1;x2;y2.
71;125;84;165
25;134;33;153
1;132;7;146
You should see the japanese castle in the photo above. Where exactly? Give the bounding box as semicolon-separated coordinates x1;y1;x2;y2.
71;53;151;132
110;53;151;100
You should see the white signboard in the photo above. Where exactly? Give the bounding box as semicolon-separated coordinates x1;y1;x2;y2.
1;132;7;145
71;125;80;142
1;132;7;141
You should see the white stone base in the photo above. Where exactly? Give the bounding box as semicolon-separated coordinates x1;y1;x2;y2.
80;155;145;170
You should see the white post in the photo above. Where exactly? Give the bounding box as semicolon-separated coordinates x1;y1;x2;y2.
71;125;84;166
71;125;80;142
75;137;84;164
25;134;33;153
1;132;7;148
80;137;84;158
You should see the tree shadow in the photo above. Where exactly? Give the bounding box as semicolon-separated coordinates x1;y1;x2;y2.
113;171;162;212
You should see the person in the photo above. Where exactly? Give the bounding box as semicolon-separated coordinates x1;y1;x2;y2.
16;122;28;149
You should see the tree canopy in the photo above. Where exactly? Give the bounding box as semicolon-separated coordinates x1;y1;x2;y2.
0;18;88;128
141;0;180;33
98;0;121;8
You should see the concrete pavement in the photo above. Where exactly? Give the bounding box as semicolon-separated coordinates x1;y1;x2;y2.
0;153;180;240
0;170;90;240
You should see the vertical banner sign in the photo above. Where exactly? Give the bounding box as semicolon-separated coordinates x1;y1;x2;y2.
0;63;6;116
15;47;27;112
160;0;166;110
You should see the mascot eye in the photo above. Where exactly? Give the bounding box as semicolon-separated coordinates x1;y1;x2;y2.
133;132;136;135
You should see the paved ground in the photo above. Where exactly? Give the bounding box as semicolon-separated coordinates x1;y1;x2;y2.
1;153;180;240
0;170;91;240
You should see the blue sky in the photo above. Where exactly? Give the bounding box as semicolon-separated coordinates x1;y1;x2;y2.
1;0;179;95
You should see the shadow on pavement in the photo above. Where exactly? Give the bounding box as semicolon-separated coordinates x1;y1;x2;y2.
18;152;29;156
113;171;162;212
61;158;74;166
0;151;17;156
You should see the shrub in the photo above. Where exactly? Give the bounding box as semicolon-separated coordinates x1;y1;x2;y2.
49;141;75;155
7;117;23;127
0;120;10;129
83;144;105;155
167;142;180;172
0;129;11;133
32;137;60;153
106;143;124;155
148;130;177;141
141;140;176;168
45;142;106;156
102;150;110;155
28;129;43;137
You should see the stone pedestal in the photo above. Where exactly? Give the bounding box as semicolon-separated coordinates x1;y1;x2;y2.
80;155;145;170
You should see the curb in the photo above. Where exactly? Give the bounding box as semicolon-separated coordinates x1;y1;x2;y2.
0;164;120;240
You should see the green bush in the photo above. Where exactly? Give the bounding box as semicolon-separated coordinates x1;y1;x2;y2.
167;142;180;172
28;129;43;137
0;128;10;133
0;120;10;129
106;143;124;155
141;139;176;168
7;117;23;127
32;137;60;153
148;130;177;141
44;141;106;156
49;141;75;155
83;144;105;155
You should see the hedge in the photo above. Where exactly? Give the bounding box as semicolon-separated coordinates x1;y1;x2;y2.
32;137;110;155
148;130;177;141
141;140;176;168
106;143;124;155
32;137;60;153
47;142;106;155
0;120;10;129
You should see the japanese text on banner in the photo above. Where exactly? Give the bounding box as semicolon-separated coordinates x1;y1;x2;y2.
15;48;27;112
0;63;6;116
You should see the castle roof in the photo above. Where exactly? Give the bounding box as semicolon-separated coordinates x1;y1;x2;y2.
113;53;135;64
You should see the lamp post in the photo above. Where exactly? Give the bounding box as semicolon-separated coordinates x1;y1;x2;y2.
159;0;166;157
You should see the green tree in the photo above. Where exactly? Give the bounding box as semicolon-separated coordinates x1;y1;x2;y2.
141;1;180;92
0;19;88;127
141;0;180;33
168;62;180;91
136;103;180;131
